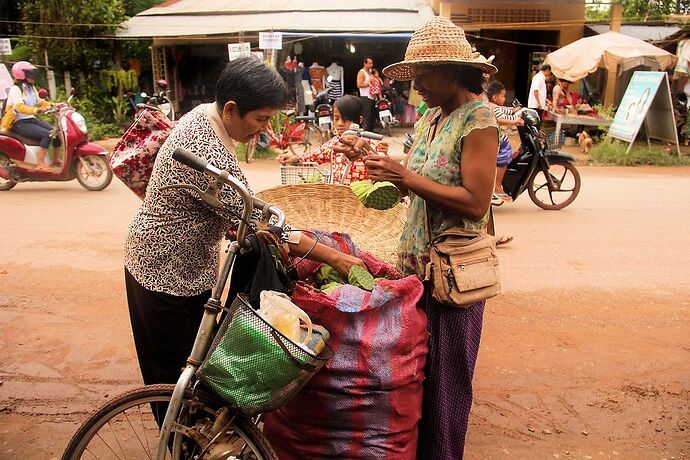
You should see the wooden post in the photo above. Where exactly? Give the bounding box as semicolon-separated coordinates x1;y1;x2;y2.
603;2;623;107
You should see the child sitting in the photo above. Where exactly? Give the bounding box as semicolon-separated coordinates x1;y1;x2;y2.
486;81;523;202
277;95;388;185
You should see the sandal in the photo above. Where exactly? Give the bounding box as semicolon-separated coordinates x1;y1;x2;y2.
495;192;513;202
495;235;514;246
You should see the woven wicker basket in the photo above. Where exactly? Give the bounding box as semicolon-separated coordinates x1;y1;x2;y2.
256;184;408;266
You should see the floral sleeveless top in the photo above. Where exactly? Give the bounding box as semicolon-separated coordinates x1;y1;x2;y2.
398;100;498;278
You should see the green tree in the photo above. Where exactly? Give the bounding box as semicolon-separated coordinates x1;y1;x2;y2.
19;0;125;72
586;0;690;22
123;0;164;17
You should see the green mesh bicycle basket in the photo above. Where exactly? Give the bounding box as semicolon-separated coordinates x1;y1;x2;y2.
197;294;333;416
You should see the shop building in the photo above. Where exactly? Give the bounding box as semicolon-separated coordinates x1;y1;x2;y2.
118;0;434;114
433;0;586;102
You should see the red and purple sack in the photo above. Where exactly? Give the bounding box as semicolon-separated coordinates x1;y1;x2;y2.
263;231;428;459
110;108;173;199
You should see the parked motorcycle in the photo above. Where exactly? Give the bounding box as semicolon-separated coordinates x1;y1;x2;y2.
376;97;397;136
141;79;175;121
312;88;333;136
401;103;581;210
0;88;113;191
497;103;581;210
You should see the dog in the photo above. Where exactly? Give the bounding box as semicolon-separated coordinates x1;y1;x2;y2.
577;130;593;155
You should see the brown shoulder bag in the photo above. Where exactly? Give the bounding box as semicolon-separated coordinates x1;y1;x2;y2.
419;110;501;308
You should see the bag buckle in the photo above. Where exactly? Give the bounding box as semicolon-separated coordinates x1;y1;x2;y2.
446;267;454;295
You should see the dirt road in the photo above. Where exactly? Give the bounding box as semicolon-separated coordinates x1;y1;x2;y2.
1;163;689;459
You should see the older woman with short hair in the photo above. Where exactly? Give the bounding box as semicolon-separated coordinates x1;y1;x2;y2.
339;17;499;458
124;56;364;387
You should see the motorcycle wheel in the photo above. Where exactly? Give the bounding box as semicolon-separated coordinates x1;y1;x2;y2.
385;122;392;137
75;155;113;191
528;160;581;210
0;155;17;191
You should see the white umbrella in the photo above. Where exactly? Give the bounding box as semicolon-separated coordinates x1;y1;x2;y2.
544;31;677;81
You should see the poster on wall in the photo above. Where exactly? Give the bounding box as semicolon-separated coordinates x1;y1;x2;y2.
675;39;689;76
0;38;11;55
607;71;679;155
228;43;251;61
0;63;13;99
259;32;282;50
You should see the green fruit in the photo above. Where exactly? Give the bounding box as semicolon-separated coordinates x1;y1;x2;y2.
321;282;343;294
348;265;375;291
315;264;344;286
349;180;400;210
299;171;323;183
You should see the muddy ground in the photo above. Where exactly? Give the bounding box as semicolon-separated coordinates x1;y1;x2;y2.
0;162;688;459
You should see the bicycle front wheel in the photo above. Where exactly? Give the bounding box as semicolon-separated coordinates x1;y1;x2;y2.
62;384;276;460
289;124;324;156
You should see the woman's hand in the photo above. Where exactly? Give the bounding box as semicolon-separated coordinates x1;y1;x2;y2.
277;152;300;165
330;252;366;277
333;135;371;161
364;154;409;184
376;141;389;154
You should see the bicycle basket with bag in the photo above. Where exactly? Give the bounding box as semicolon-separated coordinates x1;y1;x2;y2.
110;108;174;199
197;294;333;416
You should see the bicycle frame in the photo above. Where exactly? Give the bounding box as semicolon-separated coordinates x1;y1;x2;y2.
156;148;286;460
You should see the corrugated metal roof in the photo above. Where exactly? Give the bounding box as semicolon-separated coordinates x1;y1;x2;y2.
587;24;681;42
119;8;432;37
141;0;421;15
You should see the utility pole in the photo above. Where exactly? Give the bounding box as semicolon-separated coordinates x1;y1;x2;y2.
603;1;622;107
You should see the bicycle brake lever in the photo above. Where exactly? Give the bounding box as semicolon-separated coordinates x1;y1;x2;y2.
160;170;230;209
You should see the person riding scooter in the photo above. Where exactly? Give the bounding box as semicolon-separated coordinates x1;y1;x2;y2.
1;61;59;171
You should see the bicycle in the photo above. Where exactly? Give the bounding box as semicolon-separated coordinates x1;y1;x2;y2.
278;123;382;186
244;110;326;163
62;148;328;460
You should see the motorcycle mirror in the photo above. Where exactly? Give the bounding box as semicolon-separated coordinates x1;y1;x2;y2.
140;92;148;98
69;87;76;95
38;88;48;99
512;99;522;108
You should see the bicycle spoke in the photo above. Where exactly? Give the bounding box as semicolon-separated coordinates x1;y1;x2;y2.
123;409;153;459
84;446;101;459
137;404;153;457
107;419;128;459
95;431;123;459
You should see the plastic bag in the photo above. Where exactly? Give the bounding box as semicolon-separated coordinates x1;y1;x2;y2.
258;291;313;346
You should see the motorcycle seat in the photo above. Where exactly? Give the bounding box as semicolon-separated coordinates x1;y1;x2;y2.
0;127;41;146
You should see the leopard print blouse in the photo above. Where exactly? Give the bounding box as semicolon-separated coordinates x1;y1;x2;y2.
124;104;263;297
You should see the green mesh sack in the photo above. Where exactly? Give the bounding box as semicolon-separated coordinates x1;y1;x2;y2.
197;295;332;416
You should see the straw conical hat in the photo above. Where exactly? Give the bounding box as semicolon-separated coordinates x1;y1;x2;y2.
384;16;497;81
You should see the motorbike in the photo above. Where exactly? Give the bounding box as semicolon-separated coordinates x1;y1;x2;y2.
401;102;581;211
141;79;175;121
0;88;113;191
497;102;581;210
312;88;333;136
375;97;397;136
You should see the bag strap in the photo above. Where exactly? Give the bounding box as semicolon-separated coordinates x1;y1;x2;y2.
422;101;490;248
422;113;442;249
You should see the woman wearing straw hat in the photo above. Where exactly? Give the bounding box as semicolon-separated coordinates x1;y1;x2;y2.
338;17;499;458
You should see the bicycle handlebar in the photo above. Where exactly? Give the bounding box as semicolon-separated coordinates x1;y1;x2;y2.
173;148;208;172
342;123;384;141
171;148;287;248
